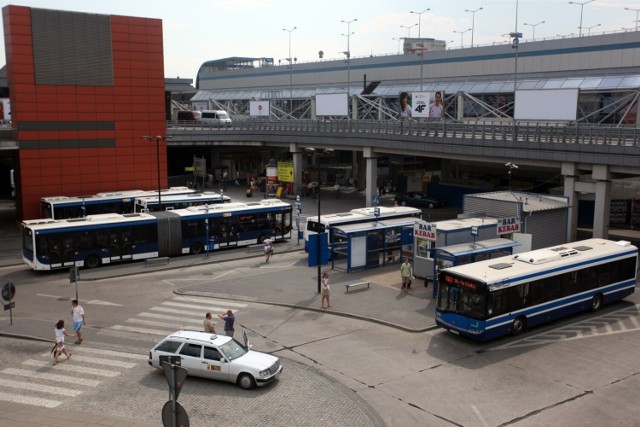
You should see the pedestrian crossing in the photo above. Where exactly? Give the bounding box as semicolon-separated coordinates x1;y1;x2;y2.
0;345;141;408
101;295;248;341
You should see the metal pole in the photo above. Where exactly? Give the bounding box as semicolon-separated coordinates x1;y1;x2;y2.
156;136;162;211
171;365;177;427
316;187;321;294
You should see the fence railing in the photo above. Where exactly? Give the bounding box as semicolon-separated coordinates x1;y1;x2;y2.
167;119;640;147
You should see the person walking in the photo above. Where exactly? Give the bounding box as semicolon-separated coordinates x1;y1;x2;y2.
321;272;331;309
53;319;74;365
71;299;85;344
264;237;273;263
203;312;217;333
400;258;413;294
218;310;235;337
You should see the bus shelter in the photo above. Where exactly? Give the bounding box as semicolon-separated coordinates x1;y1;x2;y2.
432;237;520;297
331;218;415;272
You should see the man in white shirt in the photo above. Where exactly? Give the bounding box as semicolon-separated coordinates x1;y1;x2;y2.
71;300;86;344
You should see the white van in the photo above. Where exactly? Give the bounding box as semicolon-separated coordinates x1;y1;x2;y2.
176;110;202;123
201;110;232;127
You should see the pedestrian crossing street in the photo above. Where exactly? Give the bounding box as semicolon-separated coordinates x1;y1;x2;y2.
0;346;140;408
0;296;248;409
101;295;248;341
492;303;640;351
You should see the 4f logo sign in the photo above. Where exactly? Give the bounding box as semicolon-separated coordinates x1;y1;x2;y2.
415;104;426;113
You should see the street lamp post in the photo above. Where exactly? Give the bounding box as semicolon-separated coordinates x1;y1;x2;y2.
392;37;403;54
282;26;297;116
410;8;430;39
585;23;601;35
625;7;640;31
341;18;357;115
465;7;483;47
141;135;171;211
523;20;545;41
400;23;418;38
569;0;595;37
417;42;426;91
453;28;472;48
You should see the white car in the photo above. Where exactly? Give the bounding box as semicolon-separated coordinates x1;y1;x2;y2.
148;330;282;390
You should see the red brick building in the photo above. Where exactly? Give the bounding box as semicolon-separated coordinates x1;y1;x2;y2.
3;5;166;220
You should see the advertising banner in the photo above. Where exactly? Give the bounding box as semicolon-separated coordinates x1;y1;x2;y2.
399;91;445;119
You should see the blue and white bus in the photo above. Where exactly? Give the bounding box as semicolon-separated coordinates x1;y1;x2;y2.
435;238;638;341
134;192;231;212
22;199;292;270
304;206;422;254
41;187;196;219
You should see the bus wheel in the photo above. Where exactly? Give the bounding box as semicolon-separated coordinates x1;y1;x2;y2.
591;294;603;312
85;255;101;269
511;316;526;336
190;242;203;254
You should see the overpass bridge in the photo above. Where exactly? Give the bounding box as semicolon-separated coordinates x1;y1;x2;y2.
167;119;640;240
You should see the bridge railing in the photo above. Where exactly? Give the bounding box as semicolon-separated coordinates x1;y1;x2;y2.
167;119;640;147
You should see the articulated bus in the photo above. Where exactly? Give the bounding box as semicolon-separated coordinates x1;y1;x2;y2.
22;199;292;270
134;192;231;212
304;206;421;254
41;187;196;220
435;238;638;341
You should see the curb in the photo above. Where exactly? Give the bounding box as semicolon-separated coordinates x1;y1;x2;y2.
176;289;440;333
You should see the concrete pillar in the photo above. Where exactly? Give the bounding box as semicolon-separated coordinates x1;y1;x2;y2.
290;143;303;196
351;95;358;120
311;97;316;119
592;164;611;239
351;151;358;187
363;147;378;207
457;93;464;121
562;162;579;242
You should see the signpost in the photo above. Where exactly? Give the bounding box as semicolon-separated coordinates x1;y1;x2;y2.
2;281;16;325
295;195;302;245
161;356;189;427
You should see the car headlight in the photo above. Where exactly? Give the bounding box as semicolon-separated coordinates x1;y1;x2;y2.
259;368;270;376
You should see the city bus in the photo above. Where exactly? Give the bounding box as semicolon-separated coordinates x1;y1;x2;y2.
41;187;196;219
134;192;231;212
304;206;422;254
435;238;638;341
22;199;292;270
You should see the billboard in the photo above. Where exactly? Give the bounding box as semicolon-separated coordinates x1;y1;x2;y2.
316;93;348;116
400;91;445;119
249;100;270;117
514;89;579;121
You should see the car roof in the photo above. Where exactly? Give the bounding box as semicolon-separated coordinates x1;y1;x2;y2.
166;330;232;346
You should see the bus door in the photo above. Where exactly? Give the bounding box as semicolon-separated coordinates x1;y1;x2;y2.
108;228;133;261
219;218;238;247
274;211;292;239
366;230;382;268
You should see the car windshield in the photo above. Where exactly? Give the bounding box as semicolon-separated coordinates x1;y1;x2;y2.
219;339;248;361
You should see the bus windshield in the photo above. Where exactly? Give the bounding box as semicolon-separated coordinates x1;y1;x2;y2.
437;274;487;320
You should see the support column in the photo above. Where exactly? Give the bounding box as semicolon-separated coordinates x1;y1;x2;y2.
592;164;611;239
311;97;316;120
351;95;358;120
363;147;378;207
457;93;464;121
562;162;579;242
290;143;303;197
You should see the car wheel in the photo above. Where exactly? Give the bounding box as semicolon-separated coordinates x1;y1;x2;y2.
511;316;526;336
85;254;101;269
238;373;256;390
591;294;603;312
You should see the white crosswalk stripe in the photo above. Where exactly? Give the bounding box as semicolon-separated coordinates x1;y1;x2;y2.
105;296;247;340
0;346;141;408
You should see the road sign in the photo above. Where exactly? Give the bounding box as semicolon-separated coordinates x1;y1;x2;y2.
471;226;478;236
162;400;189;427
374;207;380;219
1;281;15;302
162;359;187;400
3;302;15;311
372;195;380;205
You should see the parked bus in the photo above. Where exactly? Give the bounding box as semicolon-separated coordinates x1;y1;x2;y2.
435;238;638;341
22;199;292;270
41;187;196;219
304;206;421;254
135;192;231;212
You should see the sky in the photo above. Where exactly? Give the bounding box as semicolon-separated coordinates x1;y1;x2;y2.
0;0;638;81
